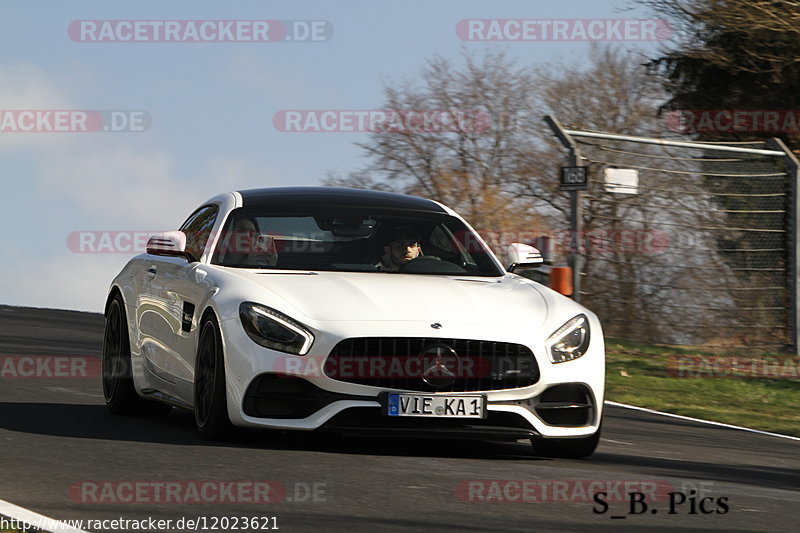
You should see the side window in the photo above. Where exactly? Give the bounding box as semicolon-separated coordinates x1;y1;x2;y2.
179;205;218;261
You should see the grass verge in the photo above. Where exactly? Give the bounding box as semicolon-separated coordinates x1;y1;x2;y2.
604;338;800;437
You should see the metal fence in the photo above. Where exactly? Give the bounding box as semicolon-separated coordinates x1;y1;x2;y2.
545;118;799;352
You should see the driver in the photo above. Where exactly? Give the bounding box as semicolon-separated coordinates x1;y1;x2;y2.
376;227;422;272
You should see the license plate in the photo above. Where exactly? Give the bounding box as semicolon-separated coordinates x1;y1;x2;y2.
385;393;486;418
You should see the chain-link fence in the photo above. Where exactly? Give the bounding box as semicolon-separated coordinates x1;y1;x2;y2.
546;122;798;352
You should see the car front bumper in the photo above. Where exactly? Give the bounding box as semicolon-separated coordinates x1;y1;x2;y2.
219;315;605;439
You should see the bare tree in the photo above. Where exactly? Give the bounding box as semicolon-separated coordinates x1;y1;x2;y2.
327;46;667;239
517;45;667;214
325;49;548;237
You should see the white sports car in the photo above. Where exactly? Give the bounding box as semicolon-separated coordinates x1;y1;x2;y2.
103;187;604;457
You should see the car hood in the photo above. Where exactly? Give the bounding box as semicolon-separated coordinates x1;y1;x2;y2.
234;271;549;328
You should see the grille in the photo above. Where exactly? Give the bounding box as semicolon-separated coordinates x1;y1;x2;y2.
325;337;539;392
242;374;367;419
535;384;594;427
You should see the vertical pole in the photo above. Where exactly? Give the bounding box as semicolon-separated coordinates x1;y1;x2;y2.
545;115;583;302
569;166;582;303
768;138;799;354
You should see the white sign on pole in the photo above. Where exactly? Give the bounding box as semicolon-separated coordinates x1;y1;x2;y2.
604;168;639;194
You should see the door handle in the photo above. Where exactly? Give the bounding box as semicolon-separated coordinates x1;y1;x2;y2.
145;266;157;278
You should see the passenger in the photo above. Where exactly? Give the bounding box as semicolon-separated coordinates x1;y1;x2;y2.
223;217;277;267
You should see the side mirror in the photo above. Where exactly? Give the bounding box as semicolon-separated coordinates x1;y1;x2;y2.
507;243;543;272
146;231;194;261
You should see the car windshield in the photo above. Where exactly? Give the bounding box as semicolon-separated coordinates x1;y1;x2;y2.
210;207;503;276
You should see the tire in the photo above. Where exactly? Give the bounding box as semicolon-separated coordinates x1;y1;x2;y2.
531;425;601;459
194;317;235;440
102;294;172;416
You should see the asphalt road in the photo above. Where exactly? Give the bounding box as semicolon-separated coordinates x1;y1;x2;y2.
0;304;798;533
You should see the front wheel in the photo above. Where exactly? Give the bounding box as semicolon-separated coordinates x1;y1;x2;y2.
531;425;601;459
194;318;235;440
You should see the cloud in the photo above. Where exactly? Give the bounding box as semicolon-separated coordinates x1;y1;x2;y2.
226;53;307;103
0;63;70;109
0;62;283;313
37;144;202;228
0;249;129;313
0;63;79;152
199;154;271;192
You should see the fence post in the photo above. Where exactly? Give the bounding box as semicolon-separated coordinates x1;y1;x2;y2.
767;138;800;354
544;115;583;302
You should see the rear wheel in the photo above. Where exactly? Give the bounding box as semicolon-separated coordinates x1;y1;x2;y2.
194;318;235;440
531;425;601;459
102;294;171;416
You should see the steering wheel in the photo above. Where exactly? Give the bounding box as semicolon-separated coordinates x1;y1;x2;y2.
399;255;466;274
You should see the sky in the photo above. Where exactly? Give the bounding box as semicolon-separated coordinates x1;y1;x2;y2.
0;0;664;312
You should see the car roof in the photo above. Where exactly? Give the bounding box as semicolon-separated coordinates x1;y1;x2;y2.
237;187;447;213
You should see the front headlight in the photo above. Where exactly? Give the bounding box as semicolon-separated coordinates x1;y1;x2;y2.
239;302;314;355
545;314;590;364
